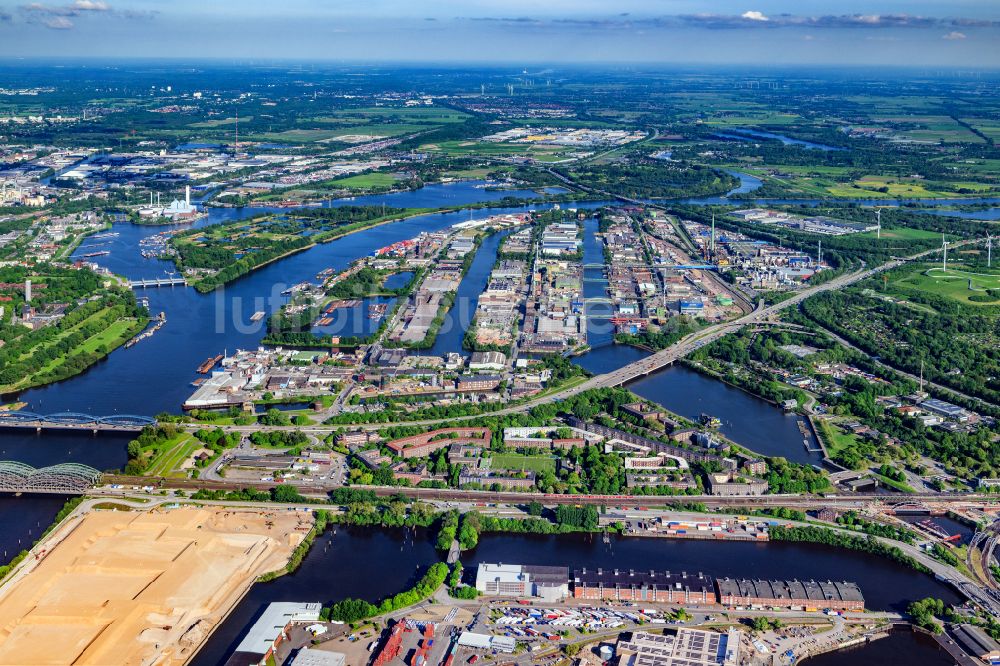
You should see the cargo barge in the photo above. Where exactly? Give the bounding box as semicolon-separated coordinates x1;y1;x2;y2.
197;354;223;374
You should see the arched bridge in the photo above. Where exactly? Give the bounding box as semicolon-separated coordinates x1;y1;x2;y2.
0;462;101;494
0;411;156;432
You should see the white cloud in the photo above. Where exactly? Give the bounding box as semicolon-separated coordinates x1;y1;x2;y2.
943;31;967;40
741;11;768;22
72;0;110;10
44;15;72;28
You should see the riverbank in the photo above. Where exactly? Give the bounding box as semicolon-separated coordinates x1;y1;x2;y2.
180;207;435;293
0;311;149;394
0;505;309;665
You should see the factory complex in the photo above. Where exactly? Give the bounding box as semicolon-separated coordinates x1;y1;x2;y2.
475;563;865;612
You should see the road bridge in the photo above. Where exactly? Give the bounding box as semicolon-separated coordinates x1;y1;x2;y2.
0;411;156;433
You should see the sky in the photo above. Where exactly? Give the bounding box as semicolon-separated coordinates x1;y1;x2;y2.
0;0;998;66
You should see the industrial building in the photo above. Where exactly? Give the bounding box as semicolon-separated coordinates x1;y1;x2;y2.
615;629;740;666
457;631;517;653
289;648;346;666
714;578;864;611
468;350;508;372
572;568;717;606
950;623;1000;664
475;563;570;602
224;602;322;666
476;563;863;611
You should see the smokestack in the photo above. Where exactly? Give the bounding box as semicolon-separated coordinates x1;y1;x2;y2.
24;279;31;303
185;185;191;207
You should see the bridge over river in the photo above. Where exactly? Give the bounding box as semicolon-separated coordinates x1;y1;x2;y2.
0;462;101;494
0;411;157;433
128;277;187;289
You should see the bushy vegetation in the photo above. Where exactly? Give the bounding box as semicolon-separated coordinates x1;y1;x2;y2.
325;562;449;622
907;597;946;633
769;525;929;573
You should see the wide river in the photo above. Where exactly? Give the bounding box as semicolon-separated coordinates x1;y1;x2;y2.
0;177;984;665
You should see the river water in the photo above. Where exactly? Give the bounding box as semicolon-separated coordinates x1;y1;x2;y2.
429;228;515;358
190;527;960;665
713;129;845;152
803;630;953;666
0;493;70;562
574;215;820;464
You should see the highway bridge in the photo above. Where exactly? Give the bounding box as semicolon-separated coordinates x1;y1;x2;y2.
0;411;157;433
128;277;187;289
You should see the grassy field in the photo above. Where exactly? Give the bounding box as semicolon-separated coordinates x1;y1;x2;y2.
6;316;144;391
250;124;425;143
145;434;201;477
702;112;802;126
821;423;859;461
189;116;248;128
826;176;996;199
856;227;943;241
892;264;1000;306
490;453;556;474
737;166;1000;199
327;172;400;189
872;115;984;144
323;107;470;124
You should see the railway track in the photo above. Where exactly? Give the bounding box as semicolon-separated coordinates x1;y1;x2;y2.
97;474;997;510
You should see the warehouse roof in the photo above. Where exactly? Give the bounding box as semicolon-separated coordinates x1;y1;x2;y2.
574;568;714;595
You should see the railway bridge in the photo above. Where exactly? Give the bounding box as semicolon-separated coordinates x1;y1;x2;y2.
0;462;102;494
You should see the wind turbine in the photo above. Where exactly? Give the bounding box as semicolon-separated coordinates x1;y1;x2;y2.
987;233;993;269
941;235;949;272
874;206;883;239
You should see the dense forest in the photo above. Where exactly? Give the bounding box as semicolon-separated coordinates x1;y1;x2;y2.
802;288;1000;405
565;160;737;199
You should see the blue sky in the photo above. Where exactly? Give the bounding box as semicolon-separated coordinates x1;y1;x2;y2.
0;0;998;66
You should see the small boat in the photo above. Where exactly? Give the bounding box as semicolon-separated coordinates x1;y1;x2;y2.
250;311;265;322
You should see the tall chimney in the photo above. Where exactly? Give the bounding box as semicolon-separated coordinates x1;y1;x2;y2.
185;185;191;207
24;279;31;302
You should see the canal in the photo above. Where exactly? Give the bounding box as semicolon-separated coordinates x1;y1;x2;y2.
189;527;961;665
428;228;516;358
0;177;987;664
803;630;953;666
